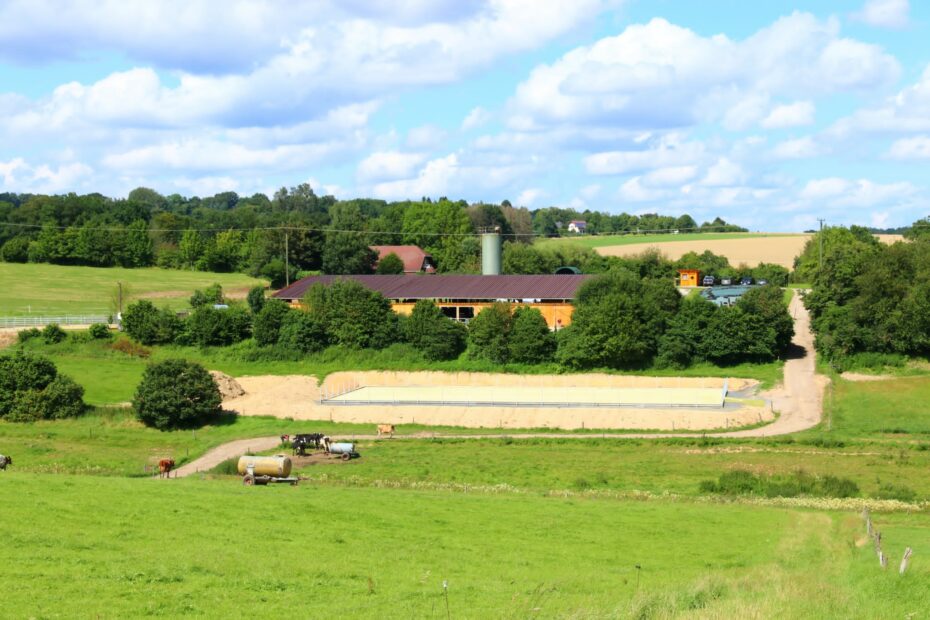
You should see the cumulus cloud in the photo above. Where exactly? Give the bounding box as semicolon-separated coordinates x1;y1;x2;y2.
886;135;930;159
800;177;917;207
771;136;826;159
509;13;898;134
462;106;492;130
0;158;93;193
851;0;909;29
761;101;815;129
357;151;428;183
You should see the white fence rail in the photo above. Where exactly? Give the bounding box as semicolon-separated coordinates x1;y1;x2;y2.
0;315;110;328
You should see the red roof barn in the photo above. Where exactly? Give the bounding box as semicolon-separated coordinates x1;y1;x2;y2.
370;245;436;273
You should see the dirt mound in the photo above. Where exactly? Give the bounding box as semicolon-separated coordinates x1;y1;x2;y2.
210;371;245;398
840;372;894;382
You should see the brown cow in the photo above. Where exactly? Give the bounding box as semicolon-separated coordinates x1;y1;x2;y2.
377;424;395;438
158;458;175;478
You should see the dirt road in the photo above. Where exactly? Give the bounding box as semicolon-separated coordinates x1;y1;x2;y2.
175;295;824;477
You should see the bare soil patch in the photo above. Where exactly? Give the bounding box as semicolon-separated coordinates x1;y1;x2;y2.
209;370;245;398
840;372;895;382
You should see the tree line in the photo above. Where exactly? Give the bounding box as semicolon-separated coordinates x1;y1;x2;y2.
118;276;793;371
0;186;745;285
802;223;930;368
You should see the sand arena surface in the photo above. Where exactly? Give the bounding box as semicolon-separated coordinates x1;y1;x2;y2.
596;234;903;269
221;372;767;431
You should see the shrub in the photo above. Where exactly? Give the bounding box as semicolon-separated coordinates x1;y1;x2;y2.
88;323;112;340
819;475;859;498
700;470;860;499
253;300;292;346
189;283;224;309
179;304;251;347
42;323;67;344
303;280;398;349
132;359;222;430
468;302;512;364
0;235;31;263
109;338;151;358
122;300;182;345
0;351;85;421
508;306;556;364
277;311;328;354
403;300;467;361
246;285;266;314
874;483;917;502
17;328;41;344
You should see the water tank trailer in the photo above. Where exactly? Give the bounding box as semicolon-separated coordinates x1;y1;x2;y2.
237;455;299;486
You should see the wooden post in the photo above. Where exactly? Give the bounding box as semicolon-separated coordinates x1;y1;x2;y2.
879;552;888;569
900;548;913;575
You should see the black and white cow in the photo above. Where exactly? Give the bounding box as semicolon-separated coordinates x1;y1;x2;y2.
0;454;11;470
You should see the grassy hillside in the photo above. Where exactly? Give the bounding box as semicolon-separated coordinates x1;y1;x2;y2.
1;474;926;617
535;232;791;250
0;263;266;317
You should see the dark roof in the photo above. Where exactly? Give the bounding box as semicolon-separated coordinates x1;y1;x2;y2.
369;245;435;273
274;274;594;302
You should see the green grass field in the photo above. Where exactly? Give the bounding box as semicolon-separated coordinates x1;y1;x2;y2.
0;474;926;618
535;232;795;250
0;263;266;316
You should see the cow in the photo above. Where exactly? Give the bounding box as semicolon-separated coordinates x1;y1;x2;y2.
280;434;290;446
0;454;11;470
158;458;175;478
291;433;324;456
377;424;395;438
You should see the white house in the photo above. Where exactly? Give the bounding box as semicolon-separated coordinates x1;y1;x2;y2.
567;220;587;234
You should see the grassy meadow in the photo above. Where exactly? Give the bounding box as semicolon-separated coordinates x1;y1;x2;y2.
1;473;927;618
0;262;266;316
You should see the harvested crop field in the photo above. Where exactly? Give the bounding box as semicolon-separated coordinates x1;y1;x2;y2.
596;234;902;268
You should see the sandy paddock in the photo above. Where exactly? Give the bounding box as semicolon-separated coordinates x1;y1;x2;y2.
221;372;769;431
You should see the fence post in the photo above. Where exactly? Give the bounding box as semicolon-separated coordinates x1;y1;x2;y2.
900;548;913;575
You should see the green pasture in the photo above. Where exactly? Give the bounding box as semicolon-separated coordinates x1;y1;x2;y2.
535;232;795;250
0;474;926;618
14;335;784;406
0;263;265;316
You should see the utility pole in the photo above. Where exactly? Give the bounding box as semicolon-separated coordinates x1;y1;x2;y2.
817;218;825;272
284;231;290;287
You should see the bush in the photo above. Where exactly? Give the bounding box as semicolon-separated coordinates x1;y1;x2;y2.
468;302;512;363
699;469;860;499
179;305;251;347
17;328;41;344
88;323;112;340
42;323;67;344
874;482;917;502
253;300;292;346
109;338;151;358
403;300;467;361
0;351;85;421
246;285;266;314
189;283;224;309
1;235;31;263
303;280;398;349
508;306;556;364
132;359;222;430
122;300;182;345
277;310;328;354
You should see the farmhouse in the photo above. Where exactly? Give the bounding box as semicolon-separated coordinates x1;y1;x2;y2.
273;274;592;329
369;245;436;273
567;220;587;233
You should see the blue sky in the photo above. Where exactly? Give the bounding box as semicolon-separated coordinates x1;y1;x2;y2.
1;0;929;231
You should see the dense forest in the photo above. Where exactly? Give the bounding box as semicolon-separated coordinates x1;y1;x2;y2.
0;186;745;285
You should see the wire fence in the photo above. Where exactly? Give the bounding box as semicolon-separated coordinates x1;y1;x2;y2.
0;315;110;328
320;399;727;409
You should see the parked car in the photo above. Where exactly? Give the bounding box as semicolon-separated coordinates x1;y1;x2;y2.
702;275;715;286
740;277;753;286
721;277;732;285
758;279;768;285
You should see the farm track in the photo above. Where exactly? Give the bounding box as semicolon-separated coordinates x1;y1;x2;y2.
175;295;824;477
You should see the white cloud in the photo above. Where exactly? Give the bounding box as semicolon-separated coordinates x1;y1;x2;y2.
357;150;428;183
852;0;909;29
886;135;930;159
406;125;447;149
171;175;241;196
0;158;92;193
800;177;917;207
830;64;930;136
641;166;697;187
462;106;492;130
584;134;706;175
516;188;544;207
772;136;825;159
761;101;815;129
701;158;745;186
509;13;898;134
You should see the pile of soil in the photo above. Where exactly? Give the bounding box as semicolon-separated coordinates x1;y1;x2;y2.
210;371;246;399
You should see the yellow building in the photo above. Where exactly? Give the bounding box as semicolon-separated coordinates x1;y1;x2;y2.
678;269;700;287
274;274;592;330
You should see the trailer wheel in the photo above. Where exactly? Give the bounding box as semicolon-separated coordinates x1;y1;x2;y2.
341;452;351;461
243;474;255;486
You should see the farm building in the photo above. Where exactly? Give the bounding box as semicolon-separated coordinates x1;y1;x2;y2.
369;245;436;273
273;274;592;329
678;269;700;287
567;220;587;233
